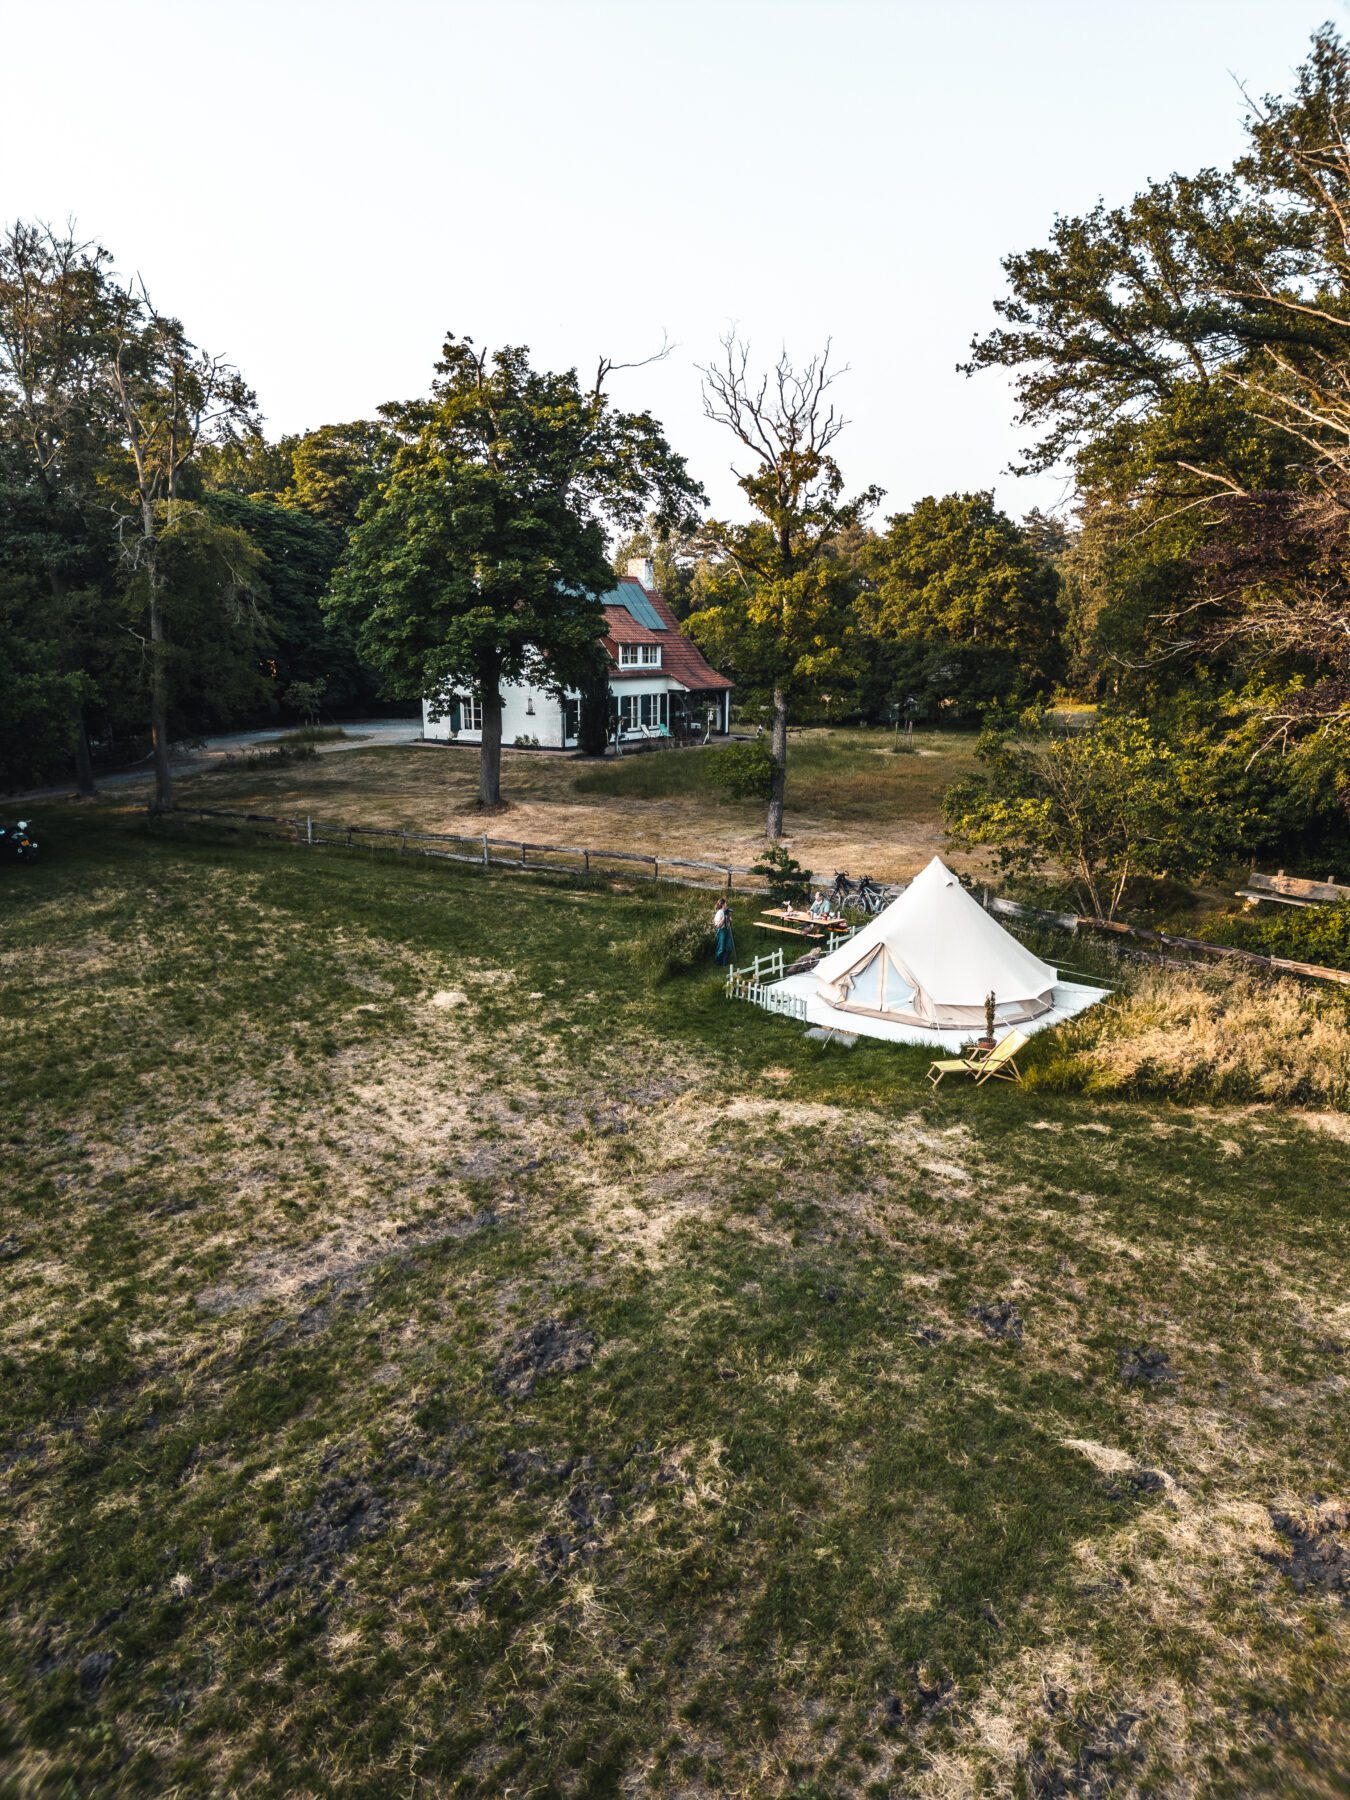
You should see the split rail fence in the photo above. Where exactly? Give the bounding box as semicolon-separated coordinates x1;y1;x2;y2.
172;806;782;896
982;891;1350;991
167;807;1350;993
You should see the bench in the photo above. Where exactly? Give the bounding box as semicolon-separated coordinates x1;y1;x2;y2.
1239;870;1349;909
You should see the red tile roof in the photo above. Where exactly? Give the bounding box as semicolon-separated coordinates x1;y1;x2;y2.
601;586;733;692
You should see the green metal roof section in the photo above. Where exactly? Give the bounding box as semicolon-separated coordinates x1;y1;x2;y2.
604;577;667;630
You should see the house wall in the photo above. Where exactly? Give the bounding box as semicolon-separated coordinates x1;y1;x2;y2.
422;673;728;746
423;681;566;746
502;681;566;747
422;695;456;741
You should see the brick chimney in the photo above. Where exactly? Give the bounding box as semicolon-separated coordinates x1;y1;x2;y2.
626;555;655;590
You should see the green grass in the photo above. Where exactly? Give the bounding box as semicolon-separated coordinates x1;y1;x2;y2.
573;727;973;823
1;809;1348;1797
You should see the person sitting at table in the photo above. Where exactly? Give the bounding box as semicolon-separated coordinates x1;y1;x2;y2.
808;889;832;921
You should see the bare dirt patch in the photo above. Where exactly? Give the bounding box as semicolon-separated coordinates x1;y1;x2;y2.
1260;1501;1350;1601
168;734;984;882
493;1320;597;1398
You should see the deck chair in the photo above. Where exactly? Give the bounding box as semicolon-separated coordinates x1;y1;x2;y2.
926;1029;1029;1088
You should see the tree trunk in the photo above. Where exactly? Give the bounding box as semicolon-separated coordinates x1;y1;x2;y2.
766;686;789;839
479;690;503;809
73;707;97;797
148;569;174;815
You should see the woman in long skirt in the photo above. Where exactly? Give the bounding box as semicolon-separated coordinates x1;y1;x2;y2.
713;900;735;967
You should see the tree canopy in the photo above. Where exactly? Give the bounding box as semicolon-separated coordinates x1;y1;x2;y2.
328;335;704;807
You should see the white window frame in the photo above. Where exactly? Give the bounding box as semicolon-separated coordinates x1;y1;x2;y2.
459;695;482;733
619;691;668;732
640;644;661;667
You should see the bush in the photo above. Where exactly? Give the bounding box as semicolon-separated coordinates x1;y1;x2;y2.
752;843;811;909
276;726;346;747
215;742;318;770
706;738;774;801
1028;965;1350;1107
1193;903;1350;972
618;901;715;984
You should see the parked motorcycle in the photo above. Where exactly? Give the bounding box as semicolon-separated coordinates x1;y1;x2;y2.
0;820;38;864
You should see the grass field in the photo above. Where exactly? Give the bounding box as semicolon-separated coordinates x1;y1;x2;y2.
165;729;981;883
2;812;1349;1798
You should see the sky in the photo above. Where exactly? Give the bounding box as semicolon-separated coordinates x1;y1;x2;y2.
1;0;1334;526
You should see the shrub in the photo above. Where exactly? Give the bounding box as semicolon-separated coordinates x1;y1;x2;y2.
276;726;346;748
1028;965;1350;1108
215;742;318;770
1193;903;1350;973
706;738;774;801
618;901;715;984
752;843;811;909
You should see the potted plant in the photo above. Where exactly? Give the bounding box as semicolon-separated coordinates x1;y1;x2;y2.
975;991;997;1056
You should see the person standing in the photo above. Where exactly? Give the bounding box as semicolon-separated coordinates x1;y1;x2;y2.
713;899;736;967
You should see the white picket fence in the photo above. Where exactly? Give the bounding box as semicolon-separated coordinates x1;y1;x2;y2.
724;947;810;1022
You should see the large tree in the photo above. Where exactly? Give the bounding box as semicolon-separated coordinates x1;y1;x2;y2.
688;336;881;838
0;222;122;792
857;491;1064;719
328;336;703;808
105;290;260;811
944;713;1232;921
965;26;1350;740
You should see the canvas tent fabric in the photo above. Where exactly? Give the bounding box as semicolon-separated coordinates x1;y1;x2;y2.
813;856;1058;1030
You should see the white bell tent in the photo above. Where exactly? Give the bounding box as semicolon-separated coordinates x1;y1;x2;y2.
813;856;1056;1029
768;856;1108;1048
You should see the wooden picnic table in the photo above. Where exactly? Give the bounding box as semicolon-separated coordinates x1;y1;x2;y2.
756;907;852;941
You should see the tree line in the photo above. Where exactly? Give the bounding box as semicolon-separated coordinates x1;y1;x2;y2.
0;236;1068;816
939;23;1350;912
6;25;1348;883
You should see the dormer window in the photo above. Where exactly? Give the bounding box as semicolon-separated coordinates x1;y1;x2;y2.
618;643;661;668
641;644;661;667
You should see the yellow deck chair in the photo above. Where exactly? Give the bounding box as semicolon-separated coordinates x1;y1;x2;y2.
926;1029;1029;1088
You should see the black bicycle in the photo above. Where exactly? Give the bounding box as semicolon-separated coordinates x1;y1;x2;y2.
831;870;891;915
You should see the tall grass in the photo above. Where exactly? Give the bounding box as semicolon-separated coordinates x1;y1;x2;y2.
1032;965;1350;1107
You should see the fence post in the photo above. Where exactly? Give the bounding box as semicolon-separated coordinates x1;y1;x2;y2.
482;834;489;867
583;849;589;876
307;815;313;846
399;829;407;855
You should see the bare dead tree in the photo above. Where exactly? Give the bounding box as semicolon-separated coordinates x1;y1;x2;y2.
697;332;880;837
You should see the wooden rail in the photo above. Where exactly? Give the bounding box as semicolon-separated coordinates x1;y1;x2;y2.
171;806;784;895
1238;869;1350;908
982;890;1350;990
165;809;1350;992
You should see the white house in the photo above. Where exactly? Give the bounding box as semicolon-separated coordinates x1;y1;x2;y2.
421;559;733;748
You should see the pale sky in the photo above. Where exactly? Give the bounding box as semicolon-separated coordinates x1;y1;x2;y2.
3;0;1331;525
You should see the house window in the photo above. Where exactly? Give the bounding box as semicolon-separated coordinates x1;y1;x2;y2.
618;644;641;667
619;692;668;731
459;695;482;733
640;644;661;667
